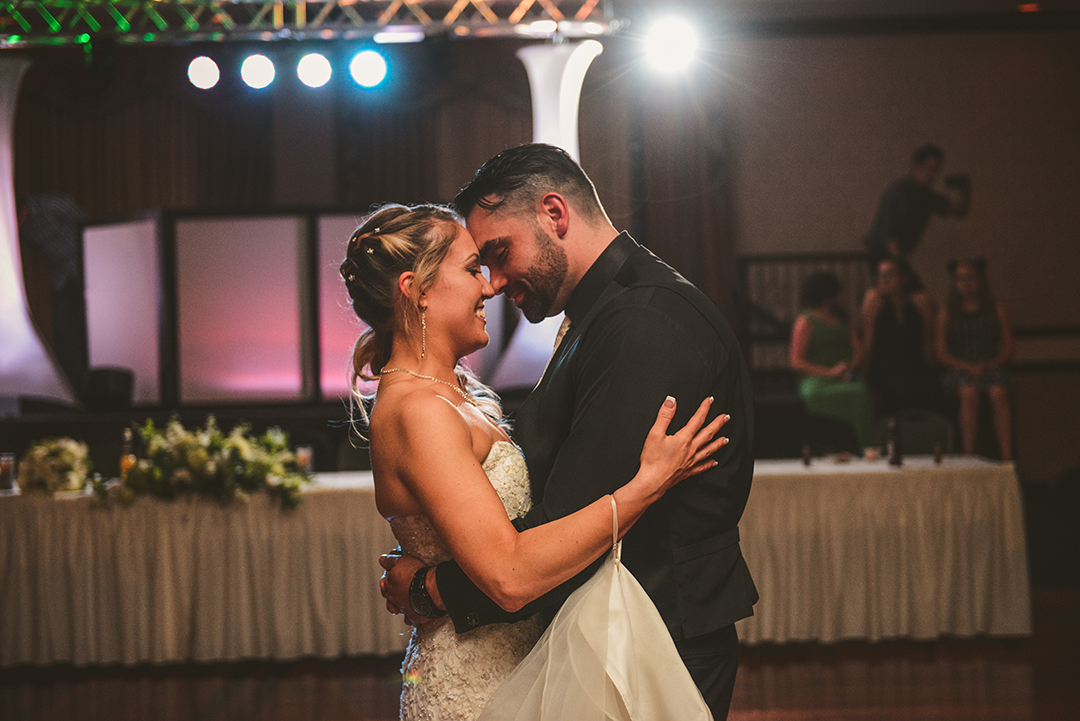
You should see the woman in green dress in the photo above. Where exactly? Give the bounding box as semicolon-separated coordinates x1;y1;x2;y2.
789;271;874;448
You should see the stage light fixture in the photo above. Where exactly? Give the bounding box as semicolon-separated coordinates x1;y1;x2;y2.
297;53;332;88
241;54;275;89
514;20;558;37
349;50;387;88
188;56;220;89
374;27;425;44
645;17;698;72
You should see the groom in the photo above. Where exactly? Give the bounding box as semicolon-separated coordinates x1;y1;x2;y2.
381;143;757;719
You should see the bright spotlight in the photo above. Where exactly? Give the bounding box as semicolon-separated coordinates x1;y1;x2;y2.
645;17;698;72
241;54;275;89
188;56;220;89
297;53;332;88
374;28;425;44
349;50;387;88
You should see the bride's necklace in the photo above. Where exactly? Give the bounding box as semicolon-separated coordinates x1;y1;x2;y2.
379;367;476;406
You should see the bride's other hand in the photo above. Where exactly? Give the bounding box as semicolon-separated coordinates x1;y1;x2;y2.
379;550;438;627
635;396;729;500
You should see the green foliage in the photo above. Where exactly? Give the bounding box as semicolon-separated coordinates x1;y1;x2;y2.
94;416;311;508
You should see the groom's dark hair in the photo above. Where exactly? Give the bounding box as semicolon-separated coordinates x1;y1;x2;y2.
454;143;606;222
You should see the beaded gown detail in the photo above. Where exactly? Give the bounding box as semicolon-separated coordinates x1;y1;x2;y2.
390;441;543;721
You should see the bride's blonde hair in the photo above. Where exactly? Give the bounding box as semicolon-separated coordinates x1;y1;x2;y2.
339;203;506;430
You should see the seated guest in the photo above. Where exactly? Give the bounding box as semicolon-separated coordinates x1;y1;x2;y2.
862;258;944;416
935;258;1014;460
789;271;874;448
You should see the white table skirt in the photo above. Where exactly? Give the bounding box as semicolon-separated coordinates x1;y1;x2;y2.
0;472;411;667
735;456;1032;644
1;456;1033;667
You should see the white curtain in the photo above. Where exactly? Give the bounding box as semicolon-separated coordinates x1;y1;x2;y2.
0;57;75;405
488;42;603;391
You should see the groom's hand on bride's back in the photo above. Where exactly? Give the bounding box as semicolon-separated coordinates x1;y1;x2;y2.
379;550;439;627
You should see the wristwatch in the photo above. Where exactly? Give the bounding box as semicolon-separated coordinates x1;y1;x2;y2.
408;566;446;618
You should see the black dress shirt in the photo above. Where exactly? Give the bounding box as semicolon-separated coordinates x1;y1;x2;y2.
436;233;758;640
863;178;950;257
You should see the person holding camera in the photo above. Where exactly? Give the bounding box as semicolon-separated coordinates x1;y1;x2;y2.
862;143;971;292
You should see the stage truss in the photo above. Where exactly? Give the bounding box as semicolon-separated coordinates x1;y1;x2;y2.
0;0;624;46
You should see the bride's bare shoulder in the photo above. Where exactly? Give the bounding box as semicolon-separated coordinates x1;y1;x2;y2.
370;385;470;445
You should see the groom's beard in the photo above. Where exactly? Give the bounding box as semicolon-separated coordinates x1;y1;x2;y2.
514;226;569;324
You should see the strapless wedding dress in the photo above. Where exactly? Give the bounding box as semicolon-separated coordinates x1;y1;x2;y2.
391;440;713;721
390;441;543;721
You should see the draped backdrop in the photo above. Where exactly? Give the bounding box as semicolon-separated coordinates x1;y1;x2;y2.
0;56;74;404
11;40;737;357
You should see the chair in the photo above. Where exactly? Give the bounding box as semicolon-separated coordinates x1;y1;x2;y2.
83;366;134;409
872;408;954;454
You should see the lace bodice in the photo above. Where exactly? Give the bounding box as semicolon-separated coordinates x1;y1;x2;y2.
393;440;544;721
390;441;533;567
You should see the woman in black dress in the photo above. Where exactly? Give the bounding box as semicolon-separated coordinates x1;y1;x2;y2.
861;258;944;416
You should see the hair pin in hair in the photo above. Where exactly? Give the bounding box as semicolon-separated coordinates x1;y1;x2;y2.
364;226;382;254
347;274;356;282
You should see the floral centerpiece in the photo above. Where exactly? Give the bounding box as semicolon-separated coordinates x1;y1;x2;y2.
98;416;312;507
18;437;95;493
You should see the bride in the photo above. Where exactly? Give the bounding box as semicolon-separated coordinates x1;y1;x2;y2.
340;203;724;721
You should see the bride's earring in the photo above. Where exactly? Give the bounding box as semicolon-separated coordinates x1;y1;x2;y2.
420;307;427;359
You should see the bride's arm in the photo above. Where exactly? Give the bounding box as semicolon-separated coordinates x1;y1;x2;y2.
388;391;725;614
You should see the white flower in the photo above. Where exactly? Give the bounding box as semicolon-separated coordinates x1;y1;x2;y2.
186;447;210;470
17;437;90;493
230;432;255;462
148;435;169;456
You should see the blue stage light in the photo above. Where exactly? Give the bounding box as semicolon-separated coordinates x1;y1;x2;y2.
297;53;332;88
349;50;387;88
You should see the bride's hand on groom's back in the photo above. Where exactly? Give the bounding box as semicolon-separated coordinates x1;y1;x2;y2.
635;396;730;499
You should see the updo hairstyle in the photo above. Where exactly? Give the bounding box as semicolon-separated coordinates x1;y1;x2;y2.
339;203;506;429
340;203;461;381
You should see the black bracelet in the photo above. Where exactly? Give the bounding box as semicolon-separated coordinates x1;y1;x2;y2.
408;566;446;618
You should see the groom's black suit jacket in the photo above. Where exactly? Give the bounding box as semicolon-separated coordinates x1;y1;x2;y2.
436;233;758;641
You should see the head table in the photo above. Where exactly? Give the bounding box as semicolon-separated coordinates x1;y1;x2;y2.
0;471;408;667
736;455;1031;644
0;455;1030;667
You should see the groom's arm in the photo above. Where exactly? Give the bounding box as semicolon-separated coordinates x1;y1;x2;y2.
432;529;606;631
434;300;725;632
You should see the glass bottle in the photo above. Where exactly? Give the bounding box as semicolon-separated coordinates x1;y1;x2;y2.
887;416;903;467
120;428;137;480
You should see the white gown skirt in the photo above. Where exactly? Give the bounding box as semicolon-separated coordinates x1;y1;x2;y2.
477;542;714;721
